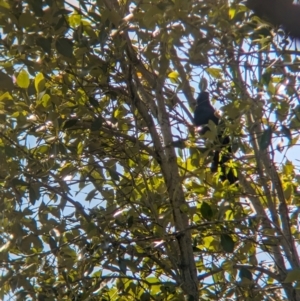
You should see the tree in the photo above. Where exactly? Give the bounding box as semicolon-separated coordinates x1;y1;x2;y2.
0;0;300;300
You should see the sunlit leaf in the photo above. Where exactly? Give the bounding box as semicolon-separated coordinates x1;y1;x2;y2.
168;71;179;83
34;73;45;93
229;8;236;19
17;70;30;89
206;68;222;79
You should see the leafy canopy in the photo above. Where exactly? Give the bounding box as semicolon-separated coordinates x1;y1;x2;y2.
1;0;300;300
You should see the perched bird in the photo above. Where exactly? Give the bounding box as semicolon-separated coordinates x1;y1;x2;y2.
194;91;219;135
194;91;237;185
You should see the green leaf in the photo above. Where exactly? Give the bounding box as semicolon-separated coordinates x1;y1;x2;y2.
275;100;289;122
206;68;222;79
48;237;57;253
30;1;44;17
200;202;213;220
180;203;189;213
127;215;134;228
29;184;41;205
63;119;78;129
88;96;99;108
53;9;72;17
16;70;30;89
34;73;45;93
108;168;120;181
118;258;127;274
19;12;36;28
36;37;52;54
259;127;272;150
54;17;66;31
221;234;234;252
229;8;236;19
239;267;252;280
91;119;102;131
140;292;151;301
0;71;14;90
41;94;51;107
85;189;98;201
55;38;74;58
167;71;179;83
281;125;292;142
262;70;271;85
69;13;82;27
283;269;300;283
77;141;83;155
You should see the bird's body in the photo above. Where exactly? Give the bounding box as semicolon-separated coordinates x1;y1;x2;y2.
194;91;237;185
194;92;219;134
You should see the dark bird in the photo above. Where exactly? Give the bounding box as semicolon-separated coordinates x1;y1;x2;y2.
194;91;237;185
194;91;219;135
246;0;300;39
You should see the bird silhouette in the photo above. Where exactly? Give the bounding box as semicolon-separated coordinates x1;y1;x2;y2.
194;91;237;185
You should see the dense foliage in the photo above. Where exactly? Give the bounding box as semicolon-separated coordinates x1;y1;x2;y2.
1;0;300;300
